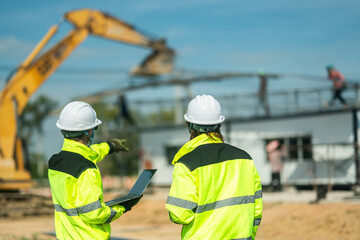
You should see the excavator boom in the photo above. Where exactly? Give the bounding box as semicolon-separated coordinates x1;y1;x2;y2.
0;9;174;190
64;9;175;76
65;9;151;47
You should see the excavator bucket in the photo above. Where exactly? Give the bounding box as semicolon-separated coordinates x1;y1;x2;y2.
131;48;175;76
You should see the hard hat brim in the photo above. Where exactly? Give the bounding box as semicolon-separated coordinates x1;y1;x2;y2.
184;114;225;125
56;119;102;131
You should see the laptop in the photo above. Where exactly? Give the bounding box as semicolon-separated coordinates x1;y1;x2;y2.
105;169;157;207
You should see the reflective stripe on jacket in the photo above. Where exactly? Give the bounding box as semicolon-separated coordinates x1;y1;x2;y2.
48;139;125;240
166;133;263;240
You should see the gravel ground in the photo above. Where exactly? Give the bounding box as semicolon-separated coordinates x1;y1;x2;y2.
1;187;360;240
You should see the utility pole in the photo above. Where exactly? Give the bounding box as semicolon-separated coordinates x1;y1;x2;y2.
352;108;360;195
174;85;184;125
174;84;193;125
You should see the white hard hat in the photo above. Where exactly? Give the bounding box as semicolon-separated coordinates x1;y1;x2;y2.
56;101;102;131
184;95;225;125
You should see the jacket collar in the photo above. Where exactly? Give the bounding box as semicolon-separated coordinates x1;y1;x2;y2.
172;133;223;165
62;138;99;162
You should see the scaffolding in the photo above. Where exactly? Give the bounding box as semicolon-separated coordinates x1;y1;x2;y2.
128;83;360;127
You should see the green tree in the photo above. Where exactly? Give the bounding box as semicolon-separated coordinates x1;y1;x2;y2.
91;100;140;176
18;95;57;178
91;100;177;176
19;95;57;142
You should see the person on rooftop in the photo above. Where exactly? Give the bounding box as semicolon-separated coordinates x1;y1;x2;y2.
324;65;348;108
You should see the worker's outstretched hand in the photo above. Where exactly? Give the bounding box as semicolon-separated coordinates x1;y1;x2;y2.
121;195;142;212
109;138;130;152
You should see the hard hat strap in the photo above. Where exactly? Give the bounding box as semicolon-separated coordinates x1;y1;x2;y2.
189;123;219;133
61;130;84;138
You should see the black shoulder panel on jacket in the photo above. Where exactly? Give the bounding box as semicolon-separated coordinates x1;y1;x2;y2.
48;151;96;179
177;143;252;171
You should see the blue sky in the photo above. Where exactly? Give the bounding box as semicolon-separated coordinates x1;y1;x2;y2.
1;0;360;107
1;0;359;161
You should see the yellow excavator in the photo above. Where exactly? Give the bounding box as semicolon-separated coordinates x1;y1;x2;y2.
0;8;175;191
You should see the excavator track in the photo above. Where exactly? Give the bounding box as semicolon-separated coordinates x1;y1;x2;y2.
0;192;54;218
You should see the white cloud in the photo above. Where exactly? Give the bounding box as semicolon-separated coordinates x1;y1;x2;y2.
178;45;198;57
0;36;33;60
127;0;235;14
164;27;191;39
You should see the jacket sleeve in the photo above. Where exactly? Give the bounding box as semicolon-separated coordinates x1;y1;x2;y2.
252;164;263;240
75;168;126;224
90;142;111;163
165;163;198;225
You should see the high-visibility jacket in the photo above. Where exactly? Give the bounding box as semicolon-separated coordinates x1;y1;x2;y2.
48;138;125;240
166;133;263;240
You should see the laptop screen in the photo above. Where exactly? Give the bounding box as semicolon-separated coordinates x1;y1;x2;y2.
128;169;157;195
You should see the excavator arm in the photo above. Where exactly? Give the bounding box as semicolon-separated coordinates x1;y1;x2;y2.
0;9;174;190
65;9;175;75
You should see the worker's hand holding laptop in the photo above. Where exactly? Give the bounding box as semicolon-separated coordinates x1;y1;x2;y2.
121;195;142;212
105;169;157;212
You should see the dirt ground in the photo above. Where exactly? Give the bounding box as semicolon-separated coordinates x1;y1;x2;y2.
1;188;360;240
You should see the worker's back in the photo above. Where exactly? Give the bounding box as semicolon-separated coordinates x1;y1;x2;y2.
48;139;120;240
166;133;263;240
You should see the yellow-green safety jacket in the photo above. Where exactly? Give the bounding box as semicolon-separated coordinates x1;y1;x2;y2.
48;138;125;240
166;133;263;240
